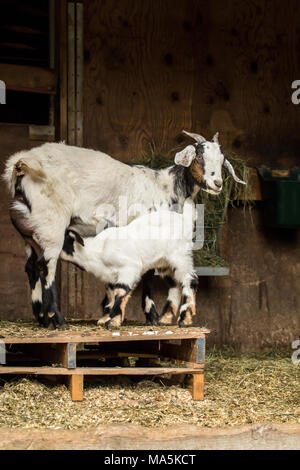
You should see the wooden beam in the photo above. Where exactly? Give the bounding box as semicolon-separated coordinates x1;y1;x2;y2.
187;373;204;401
160;338;205;366
1;328;209;344
0;63;56;94
0;366;204;375
68;374;83;401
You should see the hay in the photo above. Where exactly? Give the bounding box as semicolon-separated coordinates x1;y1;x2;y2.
0;320;205;338
134;148;252;267
0;348;298;429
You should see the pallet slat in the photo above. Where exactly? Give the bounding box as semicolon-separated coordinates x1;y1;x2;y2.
0;366;203;375
0;328;209;344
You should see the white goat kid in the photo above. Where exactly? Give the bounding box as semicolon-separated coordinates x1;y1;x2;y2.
3;130;245;328
61;210;198;328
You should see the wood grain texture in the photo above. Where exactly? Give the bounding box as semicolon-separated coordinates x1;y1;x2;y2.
0;63;56;94
68;374;83;401
0;124;45;320
191;0;300;167
83;0;197;160
1;328;208;344
0;366;204;375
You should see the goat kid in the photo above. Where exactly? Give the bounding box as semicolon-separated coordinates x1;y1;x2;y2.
61;210;198;329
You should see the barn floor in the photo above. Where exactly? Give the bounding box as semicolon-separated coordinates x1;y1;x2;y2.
0;342;298;431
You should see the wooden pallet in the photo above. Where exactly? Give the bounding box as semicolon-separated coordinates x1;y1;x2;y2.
0;327;209;401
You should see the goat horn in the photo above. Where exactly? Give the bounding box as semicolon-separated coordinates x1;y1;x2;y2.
182;130;206;144
223;159;246;185
212;132;219;144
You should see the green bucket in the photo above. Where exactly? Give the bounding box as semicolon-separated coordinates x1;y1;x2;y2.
258;168;300;228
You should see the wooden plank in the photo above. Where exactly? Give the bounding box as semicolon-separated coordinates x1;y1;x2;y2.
68;374;83;401
0;366;204;375
77;351;158;360
29;125;55;141
1;328;209;344
56;343;77;368
192;373;204;401
160;338;206;366
0;63;56;94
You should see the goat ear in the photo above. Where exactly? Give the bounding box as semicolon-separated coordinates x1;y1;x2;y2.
69;229;85;246
182;130;206;144
223;159;246;185
212;132;219;144
174;145;196;167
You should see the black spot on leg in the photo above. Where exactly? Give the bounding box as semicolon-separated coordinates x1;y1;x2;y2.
190;277;199;290
164;276;176;288
178;309;187;327
41;282;66;329
25;250;39;290
101;294;110;314
146;304;159;326
161;299;172;317
141;270;159;325
32;301;42;320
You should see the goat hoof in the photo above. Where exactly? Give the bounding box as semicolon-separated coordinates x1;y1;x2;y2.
104;320;111;330
98;314;110;326
57;322;69;330
159;312;174;326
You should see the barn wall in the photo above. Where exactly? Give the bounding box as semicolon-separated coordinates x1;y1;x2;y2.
0;124;46;320
81;0;300;350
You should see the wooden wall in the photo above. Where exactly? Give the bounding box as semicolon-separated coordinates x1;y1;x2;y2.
83;0;300;167
0;125;45;320
81;0;300;349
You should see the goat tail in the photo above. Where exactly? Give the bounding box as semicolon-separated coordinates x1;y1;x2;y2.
3;154;47;196
14;159;46;181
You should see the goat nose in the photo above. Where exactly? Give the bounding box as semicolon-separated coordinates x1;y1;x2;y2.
214;179;222;188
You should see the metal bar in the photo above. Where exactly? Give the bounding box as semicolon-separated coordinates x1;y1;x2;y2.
0;342;6;365
67;343;77;369
196;338;205;364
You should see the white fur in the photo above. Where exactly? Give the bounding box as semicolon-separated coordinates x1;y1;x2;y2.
61;210;196;325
